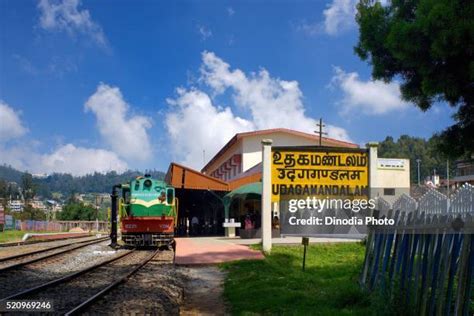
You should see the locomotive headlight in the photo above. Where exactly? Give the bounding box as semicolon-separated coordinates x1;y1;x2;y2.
144;179;152;188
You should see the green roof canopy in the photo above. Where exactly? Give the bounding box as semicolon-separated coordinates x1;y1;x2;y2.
223;182;262;218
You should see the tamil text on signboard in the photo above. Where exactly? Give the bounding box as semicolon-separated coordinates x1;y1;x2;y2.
271;146;369;201
271;146;374;236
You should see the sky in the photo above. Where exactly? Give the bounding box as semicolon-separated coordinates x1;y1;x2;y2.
0;0;456;176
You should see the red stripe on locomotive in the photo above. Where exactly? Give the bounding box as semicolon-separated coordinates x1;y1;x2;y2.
121;216;175;234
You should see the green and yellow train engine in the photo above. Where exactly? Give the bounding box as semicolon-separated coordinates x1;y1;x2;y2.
114;175;177;247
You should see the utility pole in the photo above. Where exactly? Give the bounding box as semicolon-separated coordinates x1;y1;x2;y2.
416;159;421;186
95;194;99;221
203;150;206;166
314;118;328;146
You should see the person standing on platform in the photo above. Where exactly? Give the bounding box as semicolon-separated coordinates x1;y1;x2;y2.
191;215;199;236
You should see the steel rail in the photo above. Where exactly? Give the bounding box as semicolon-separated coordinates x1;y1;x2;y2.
0;234;96;248
0;237;110;273
0;250;135;302
64;249;160;316
0;237;109;263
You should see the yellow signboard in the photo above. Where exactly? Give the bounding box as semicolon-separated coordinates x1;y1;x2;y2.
271;147;369;201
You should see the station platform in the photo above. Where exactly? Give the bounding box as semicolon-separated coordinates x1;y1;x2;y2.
174;237;264;265
174;236;362;265
228;236;363;245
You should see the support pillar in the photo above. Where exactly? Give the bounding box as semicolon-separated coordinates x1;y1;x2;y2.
367;142;378;200
261;139;273;253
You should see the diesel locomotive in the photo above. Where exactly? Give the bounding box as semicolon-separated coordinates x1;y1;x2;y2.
110;174;177;248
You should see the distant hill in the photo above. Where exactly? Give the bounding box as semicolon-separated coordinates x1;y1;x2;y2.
0;165;24;184
0;164;165;197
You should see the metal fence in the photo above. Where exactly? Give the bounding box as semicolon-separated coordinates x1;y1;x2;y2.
361;184;473;316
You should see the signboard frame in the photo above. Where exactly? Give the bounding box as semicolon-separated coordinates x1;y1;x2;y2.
271;145;371;238
271;145;370;201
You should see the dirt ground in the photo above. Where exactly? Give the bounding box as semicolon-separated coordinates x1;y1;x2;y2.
85;262;227;315
0;241;228;315
178;266;227;316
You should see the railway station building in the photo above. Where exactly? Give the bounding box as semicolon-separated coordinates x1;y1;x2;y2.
165;128;356;237
165;128;410;237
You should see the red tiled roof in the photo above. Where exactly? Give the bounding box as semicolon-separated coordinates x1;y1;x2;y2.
166;162;229;191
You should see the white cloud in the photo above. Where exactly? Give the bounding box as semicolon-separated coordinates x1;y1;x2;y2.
200;52;349;138
0;143;127;176
295;0;388;36
197;25;212;41
12;55;40;75
0;103;128;175
13;54;78;77
37;0;108;47
294;20;321;36
325;125;352;141
0;145;37;172
39;144;127;175
165;52;351;169
331;67;409;115
166;89;254;168
227;7;235;16
323;0;357;35
0;98;129;176
85;83;153;162
0;101;28;143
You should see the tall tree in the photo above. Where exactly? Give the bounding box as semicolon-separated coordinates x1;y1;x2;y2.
378;134;455;184
21;172;36;204
355;0;474;158
0;180;7;199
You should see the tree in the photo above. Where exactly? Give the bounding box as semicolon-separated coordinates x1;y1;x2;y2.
0;180;7;199
355;0;474;158
57;201;105;221
21;173;36;204
13;205;47;221
378;134;455;184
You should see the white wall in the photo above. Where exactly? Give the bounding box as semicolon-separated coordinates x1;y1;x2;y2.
241;132;319;172
375;159;410;188
370;149;411;204
204;142;242;175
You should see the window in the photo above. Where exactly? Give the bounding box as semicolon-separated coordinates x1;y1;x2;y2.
167;188;175;205
384;188;395;196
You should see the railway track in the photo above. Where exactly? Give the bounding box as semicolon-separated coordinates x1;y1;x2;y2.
0;234;94;248
0;237;109;272
0;249;173;315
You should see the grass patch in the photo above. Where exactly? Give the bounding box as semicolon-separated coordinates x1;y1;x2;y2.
220;243;371;315
0;230;51;243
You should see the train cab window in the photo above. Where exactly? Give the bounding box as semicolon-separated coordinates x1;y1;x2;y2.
167;188;174;204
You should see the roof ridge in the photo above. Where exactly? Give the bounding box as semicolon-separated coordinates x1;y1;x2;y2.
201;128;357;172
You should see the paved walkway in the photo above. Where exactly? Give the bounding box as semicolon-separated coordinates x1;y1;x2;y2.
174;235;362;265
175;237;264;265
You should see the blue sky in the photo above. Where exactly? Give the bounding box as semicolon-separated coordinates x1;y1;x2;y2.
0;0;456;175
